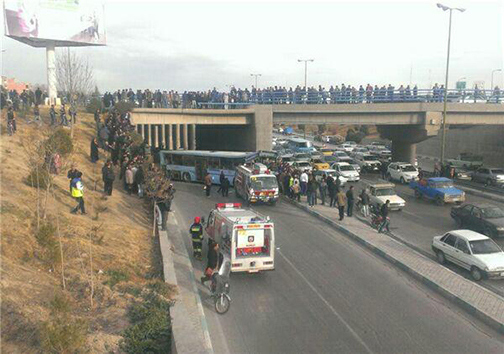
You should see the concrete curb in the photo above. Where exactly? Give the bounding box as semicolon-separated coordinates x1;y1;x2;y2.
158;212;214;354
283;197;504;334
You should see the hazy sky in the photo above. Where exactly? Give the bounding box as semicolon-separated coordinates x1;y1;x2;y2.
2;0;503;92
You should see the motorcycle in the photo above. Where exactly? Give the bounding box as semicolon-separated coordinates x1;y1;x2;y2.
210;257;231;314
370;205;389;231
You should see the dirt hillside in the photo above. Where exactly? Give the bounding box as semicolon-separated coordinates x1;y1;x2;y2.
1;107;166;353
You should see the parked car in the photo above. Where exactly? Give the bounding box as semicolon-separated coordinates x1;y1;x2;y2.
331;162;360;182
312;169;348;186
347;159;361;173
292;161;313;172
366;182;405;211
340;143;356;152
410;177;465;206
446;153;484;170
320;148;336;156
311;158;330;171
315;135;330;143
294;153;311;162
454;168;472;181
350;147;368;157
451;204;504;238
354;153;381;172
387;162;419;184
471;167;504;186
280;154;295;166
432;230;504;280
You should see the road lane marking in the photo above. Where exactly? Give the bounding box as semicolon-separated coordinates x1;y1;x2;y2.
277;249;374;354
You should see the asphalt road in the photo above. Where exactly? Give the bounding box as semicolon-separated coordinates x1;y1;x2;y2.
275;132;504;295
172;182;504;354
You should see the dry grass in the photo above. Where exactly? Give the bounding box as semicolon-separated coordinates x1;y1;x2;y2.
1;107;165;353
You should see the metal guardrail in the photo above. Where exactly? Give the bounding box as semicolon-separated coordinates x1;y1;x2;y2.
195;88;503;108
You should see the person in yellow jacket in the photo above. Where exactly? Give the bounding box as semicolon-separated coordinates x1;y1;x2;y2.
70;172;86;215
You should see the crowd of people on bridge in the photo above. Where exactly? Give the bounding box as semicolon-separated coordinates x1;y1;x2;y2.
100;83;501;109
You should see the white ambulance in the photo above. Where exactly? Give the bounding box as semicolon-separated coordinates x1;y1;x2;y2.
234;163;279;205
205;203;275;273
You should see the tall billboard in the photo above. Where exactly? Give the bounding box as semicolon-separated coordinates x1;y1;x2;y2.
3;0;105;47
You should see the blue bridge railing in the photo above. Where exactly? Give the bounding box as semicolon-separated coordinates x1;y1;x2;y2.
195;88;503;109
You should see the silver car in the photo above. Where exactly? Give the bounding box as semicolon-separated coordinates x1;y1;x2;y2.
471;167;504;186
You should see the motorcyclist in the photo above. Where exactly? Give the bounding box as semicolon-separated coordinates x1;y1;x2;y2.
190;217;204;260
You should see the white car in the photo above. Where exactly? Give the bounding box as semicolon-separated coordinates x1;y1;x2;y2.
313;169;348;187
340;143;355;152
354;153;381;172
368;183;406;210
387;162;419;184
331;162;360;182
350;147;368;157
292;161;313;172
432;230;504;281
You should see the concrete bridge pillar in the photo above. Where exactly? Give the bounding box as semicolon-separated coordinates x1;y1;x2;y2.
168;124;173;150
183;124;189;150
378;114;441;164
160;124;165;149
189;124;196;150
152;125;159;148
175;124;181;149
144;124;149;144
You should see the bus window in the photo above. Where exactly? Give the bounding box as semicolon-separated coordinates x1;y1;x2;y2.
172;154;183;165
209;157;220;169
182;155;196;166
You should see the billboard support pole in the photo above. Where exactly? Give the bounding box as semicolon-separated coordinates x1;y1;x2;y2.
46;43;57;105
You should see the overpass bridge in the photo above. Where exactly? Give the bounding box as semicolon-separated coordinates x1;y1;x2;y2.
131;103;504;163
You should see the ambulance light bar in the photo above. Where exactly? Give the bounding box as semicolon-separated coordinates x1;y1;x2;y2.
216;203;242;209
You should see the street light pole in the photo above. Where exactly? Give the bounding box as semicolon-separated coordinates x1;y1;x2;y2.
250;73;262;88
438;3;465;164
297;59;314;89
491;69;502;91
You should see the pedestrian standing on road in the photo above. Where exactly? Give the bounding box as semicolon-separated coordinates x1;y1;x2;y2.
307;175;318;207
204;172;212;197
337;189;347;221
190;217;204;260
292;180;301;202
360;189;370;217
201;242;220;286
418;168;424;181
335;175;341;193
378;200;391;233
90;138;99;163
327;175;336;207
346;185;355;216
221;176;230;197
319;174;328;206
70;172;86;215
217;171;225;194
300;170;308;196
380;162;388;180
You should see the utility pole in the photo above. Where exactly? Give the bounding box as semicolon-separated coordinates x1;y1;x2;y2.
437;3;465;164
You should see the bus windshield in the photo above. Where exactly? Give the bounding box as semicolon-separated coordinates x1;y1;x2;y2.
250;176;278;190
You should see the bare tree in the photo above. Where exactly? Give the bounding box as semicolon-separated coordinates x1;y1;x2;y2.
56;49;95;137
56;49;95;104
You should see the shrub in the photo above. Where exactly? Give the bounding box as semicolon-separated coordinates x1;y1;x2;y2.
35;222;60;266
115;101;135;116
120;292;172;354
40;293;87;354
45;128;73;157
103;269;130;288
85;97;102;114
26;166;50;189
